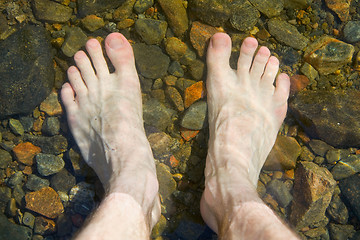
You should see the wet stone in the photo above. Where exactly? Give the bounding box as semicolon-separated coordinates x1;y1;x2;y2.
188;0;232;26
300;62;319;82
329;223;355;240
165;37;188;62
166;86;184;111
69;182;95;215
343;21;360;43
56;214;73;237
81;15;105;32
22;212;35;229
133;43;170;79
68;148;94;177
268;19;309;50
0;149;12;169
13;185;25;206
134;0;154;13
143;98;175;131
34;216;56;235
32;0;73;22
190;21;220;57
9;119;24;136
36;153;65;176
157;0;188;36
25;134;68;155
7;172;24;188
151;214;167;238
172;220;206;240
290;90;360;147
135;18;167;45
168;61;184;77
324;0;351;21
61;26;88;58
184;81;205;109
327;194;348;224
50;169;76;193
6;198;17;217
331;155;360;180
284;0;313;9
230;1;260;31
326;148;350;164
0;25;54;118
19;117;34;133
25;187;64;219
249;0;283;17
180;101;207;130
156;163;176;199
290;75;309;95
308;139;334;157
0;186;11;206
42;117;60;136
189;60;205;80
25;174;50;191
13;142;41;166
0;212;32;240
113;0;136;21
77;0;126;16
340;174;360;221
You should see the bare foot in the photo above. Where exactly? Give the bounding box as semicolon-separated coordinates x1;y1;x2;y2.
201;33;290;235
61;33;160;227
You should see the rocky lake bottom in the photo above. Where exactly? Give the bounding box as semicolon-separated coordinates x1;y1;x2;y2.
0;0;360;239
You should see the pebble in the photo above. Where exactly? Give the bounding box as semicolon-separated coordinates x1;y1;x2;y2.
40;91;63;116
19;117;34;133
184;81;205;108
61;26;88;57
0;186;11;205
249;0;283;17
156;163;177;199
151;214;167;238
56;214;73;237
331;154;360;180
300;62;319;82
25;174;50;191
24;134;68;155
22;212;36;229
327;194;349;224
290;75;309;95
134;0;154;13
339;174;360;221
180;101;207;130
113;0;136;21
308;139;334;157
165;37;188;61
0;149;12;169
133;43;170;79
6;198;17;217
7;172;24;188
148;132;172;158
176;78;197;92
81;15;105;32
190;21;220;57
13;185;25;206
168;61;184;77
69;182;95;215
41;117;60;136
326;148;350;164
284;0;312;9
77;0;127;17
230;1;260;31
9;119;24;136
32;0;73;22
117;19;135;29
166;86;184;111
267;179;293;208
188;59;205;80
0;212;32;240
143;98;175;131
35;153;65;176
324;0;351;21
135;18;167;45
157;0;188;36
50;169;76;193
25;187;64;219
343;21;360;43
329;223;355;240
34;216;56;235
180;128;199;141
68;148;94;177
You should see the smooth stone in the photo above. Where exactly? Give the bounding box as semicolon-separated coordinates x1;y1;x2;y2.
39;91;63;116
6;198;17;217
113;0;136;21
343;21;360;43
268;19;309;50
326;148;350;164
22;212;36;229
33;216;56;235
290;90;360;147
166;86;184;111
0;212;32;240
189;59;205;80
42;117;60;136
156;163;176;199
173;220;206;240
81;15;105;32
147;132;172;159
67;148;94;177
143;98;175;131
134;0;154;13
0;25;54;118
327;194;349;224
24;134;68;155
339;174;360;221
165;37;188;62
168;61;184;77
61;26;87;57
19;117;34;133
157;0;188;36
13;185;25;206
77;0;126;16
151;214;167;238
304;35;354;75
300;62;319;82
69;182;95;215
284;0;313;9
329;223;356;240
32;0;72;22
50;169;76;193
189;21;219;57
188;0;232;26
9;119;24;136
133;43;170;79
0;149;12;169
180;101;207;130
35;153;65;176
230;1;260;31
7;172;24;188
248;0;283;17
135;18;167;45
324;0;351;21
267;179;293;208
290;162;336;229
25;174;50;191
331;155;360;180
308;139;334;157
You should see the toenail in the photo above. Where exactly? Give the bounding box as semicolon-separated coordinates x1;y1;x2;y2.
211;36;227;48
108;36;123;49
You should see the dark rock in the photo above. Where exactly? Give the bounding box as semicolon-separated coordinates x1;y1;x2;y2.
290;90;360;147
32;0;73;23
33;216;55;235
77;0;126;17
69;182;95;215
168;61;184;77
61;26;87;57
173;220;206;240
157;0;188;36
6;198;17;217
156;163;176;199
135;18;167;45
304;36;354;75
24;134;68;155
25;174;50;191
22;212;35;229
143;98;175;131
0;149;12;169
113;0;136;21
189;0;231;26
284;0;312;9
133;43;170;79
189;59;205;80
329;223;355;240
13;185;25;206
308;139;334;157
331;155;360;180
9;119;24;136
67;148;95;177
290;162;336;229
42;117;60;136
19;117;34;133
248;0;283;17
134;0;154;13
324;0;350;22
343;21;360;43
180;101;207;130
56;214;73;237
327;194;348;224
50;169;76;193
339;174;360;220
0;212;32;240
7;172;24;188
35;154;65;176
326;148;351;164
267;179;293;207
0;25;54;118
268;19;309;50
230;1;260;31
0;187;11;204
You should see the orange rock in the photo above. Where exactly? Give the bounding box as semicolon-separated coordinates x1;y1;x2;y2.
166;87;184;112
165;37;187;61
290;75;309;95
263;194;279;210
22;166;33;175
184;81;205;108
25;187;64;219
13;142;41;166
33;117;44;132
180;128;200;141
284;169;295;180
169;155;179;168
40;91;63;116
190;21;221;57
324;0;351;21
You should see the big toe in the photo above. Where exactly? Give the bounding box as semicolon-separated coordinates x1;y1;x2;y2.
206;33;232;74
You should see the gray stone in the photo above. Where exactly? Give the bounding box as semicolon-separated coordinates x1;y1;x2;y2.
180;101;207;130
69;182;95;215
331;155;360;180
0;212;32;240
230;1;260;31
9;119;24;136
12;185;25;206
42;117;60;136
268;19;309;50
61;26;87;57
0;25;54;118
340;174;360;221
343;21;360;43
248;0;283;18
22;212;35;229
24;134;68;155
290;90;360;147
326;148;351;164
77;0;126;16
266;179;293;207
327;194;348;224
133;43;170;79
308;139;334;157
143;98;175;131
36;153;65;176
113;0;136;21
0;149;12;169
134;0;154;13
50;169;76;193
168;61;184;77
135;18;167;44
7;172;24;188
25;174;50;191
32;0;72;22
329;223;356;240
173;220;206;240
19;117;34;133
156;163;176;199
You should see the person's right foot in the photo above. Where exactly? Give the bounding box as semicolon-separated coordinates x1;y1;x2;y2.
201;33;290;234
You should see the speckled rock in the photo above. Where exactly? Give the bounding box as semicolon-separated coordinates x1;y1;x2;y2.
290;75;310;95
157;0;188;36
9;119;24;136
135;18;167;45
40;91;63;116
77;0;126;16
343;21;360;43
148;132;172;158
189;60;205;80
327;194;349;224
290;90;360;147
69;182;95;215
188;0;232;26
190;21;219;57
326;148;350;164
32;0;72;22
156;163;176;199
50;169;76;193
133;43;170;79
67;148;94;177
0;212;32;240
0;149;12;169
166;86;184;111
339;174;360;221
25;174;50;191
268;19;309;50
113;0;136;21
81;15;105;32
7;172;24;188
331;155;360;180
184;81;205;108
248;0;283;17
24;134;68;155
25;187;64;219
230;1;260;31
42;117;60;136
300;62;319;82
36;153;65;176
13;142;41;166
324;0;351;21
304;35;354;75
180;101;207;130
61;26;88;58
134;0;154;13
22;212;35;229
143;98;175;131
329;223;356;240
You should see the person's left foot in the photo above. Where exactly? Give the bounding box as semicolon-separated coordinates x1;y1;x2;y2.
61;33;160;227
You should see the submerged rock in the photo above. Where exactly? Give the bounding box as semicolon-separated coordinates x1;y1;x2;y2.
77;0;126;16
61;26;88;58
248;0;283;18
135;19;167;45
32;0;73;22
180;101;207;130
157;0;188;36
339;174;360;221
0;213;32;240
0;25;54;118
343;21;360;43
324;0;351;21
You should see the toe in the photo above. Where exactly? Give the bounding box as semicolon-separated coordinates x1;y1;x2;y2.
237;37;258;73
207;33;232;73
250;46;271;83
74;50;97;89
261;56;279;86
274;73;290;104
67;66;87;97
85;38;109;77
61;82;78;113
